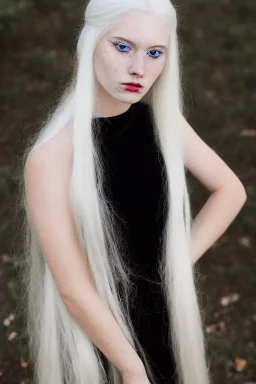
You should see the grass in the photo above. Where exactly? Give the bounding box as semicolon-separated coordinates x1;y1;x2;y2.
0;0;255;383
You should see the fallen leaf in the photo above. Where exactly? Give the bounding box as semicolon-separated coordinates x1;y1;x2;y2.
243;382;256;384
218;321;227;335
3;318;11;327
8;331;17;341
205;324;217;334
238;236;253;248
234;357;248;372
2;254;13;263
240;129;256;137
20;357;29;368
220;293;240;306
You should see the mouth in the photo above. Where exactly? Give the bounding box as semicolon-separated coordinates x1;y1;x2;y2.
122;82;144;88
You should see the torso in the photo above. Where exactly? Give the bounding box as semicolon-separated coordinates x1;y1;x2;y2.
93;102;175;383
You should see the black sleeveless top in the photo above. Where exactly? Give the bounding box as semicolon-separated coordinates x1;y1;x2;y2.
93;102;177;384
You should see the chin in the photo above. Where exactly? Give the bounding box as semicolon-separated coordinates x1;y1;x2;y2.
114;93;140;103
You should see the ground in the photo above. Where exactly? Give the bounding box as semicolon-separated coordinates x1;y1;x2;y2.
0;0;255;383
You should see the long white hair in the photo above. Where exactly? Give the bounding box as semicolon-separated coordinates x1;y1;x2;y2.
18;0;212;383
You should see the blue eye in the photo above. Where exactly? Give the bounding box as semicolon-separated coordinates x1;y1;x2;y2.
113;43;162;59
148;50;162;59
114;43;130;52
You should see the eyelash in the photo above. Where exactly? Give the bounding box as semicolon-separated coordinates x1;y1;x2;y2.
112;43;163;59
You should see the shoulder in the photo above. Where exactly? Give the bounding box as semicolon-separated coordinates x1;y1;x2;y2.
26;119;73;168
24;120;73;193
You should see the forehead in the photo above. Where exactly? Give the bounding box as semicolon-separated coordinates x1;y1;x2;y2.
105;10;170;47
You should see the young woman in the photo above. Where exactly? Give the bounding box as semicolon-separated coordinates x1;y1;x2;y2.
20;0;247;383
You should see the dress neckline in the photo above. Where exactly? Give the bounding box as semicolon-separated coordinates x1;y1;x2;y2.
93;103;136;140
93;104;134;120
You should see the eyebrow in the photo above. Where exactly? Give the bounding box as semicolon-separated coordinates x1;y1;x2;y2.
111;36;168;50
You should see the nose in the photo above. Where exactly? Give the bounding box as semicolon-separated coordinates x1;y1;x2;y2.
128;53;145;78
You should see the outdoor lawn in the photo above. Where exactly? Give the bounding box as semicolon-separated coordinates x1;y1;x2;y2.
0;0;255;383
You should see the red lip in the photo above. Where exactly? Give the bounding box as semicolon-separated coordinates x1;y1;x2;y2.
122;82;143;88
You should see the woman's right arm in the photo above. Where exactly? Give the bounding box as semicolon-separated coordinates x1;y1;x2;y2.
24;131;146;379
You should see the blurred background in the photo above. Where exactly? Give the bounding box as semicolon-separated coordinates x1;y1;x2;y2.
0;0;255;383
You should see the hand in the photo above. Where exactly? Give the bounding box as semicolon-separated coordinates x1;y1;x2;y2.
122;370;151;384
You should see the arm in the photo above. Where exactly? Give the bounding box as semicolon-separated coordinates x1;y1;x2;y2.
190;184;247;264
24;132;145;377
182;116;247;263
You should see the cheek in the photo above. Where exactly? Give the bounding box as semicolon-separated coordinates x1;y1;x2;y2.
149;60;166;81
94;52;123;88
105;52;124;77
99;48;124;77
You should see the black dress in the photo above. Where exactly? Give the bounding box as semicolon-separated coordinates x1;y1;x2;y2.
92;102;177;384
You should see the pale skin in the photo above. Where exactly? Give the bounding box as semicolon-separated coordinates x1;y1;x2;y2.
24;10;247;384
183;116;247;264
92;9;170;118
